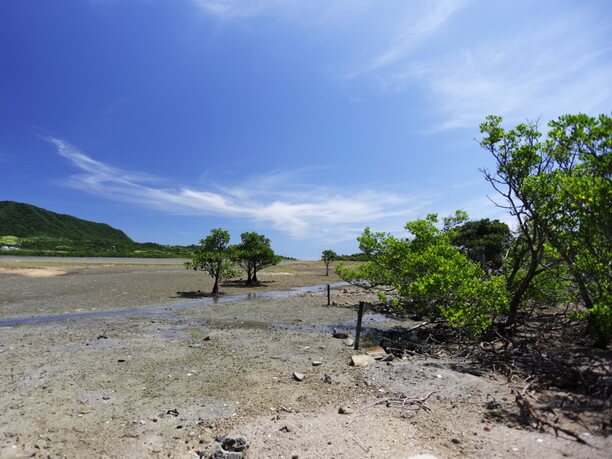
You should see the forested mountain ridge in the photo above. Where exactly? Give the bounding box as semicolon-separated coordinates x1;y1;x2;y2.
0;201;196;257
0;201;132;242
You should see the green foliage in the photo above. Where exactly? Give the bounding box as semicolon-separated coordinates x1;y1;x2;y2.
187;228;237;294
336;213;508;336
335;253;369;262
449;219;513;271
0;235;20;245
321;249;338;275
480;113;611;346
233;232;280;283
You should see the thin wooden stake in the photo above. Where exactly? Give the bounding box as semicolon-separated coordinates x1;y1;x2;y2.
327;284;331;306
354;301;365;350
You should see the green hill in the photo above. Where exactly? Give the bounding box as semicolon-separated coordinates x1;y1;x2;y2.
0;201;194;258
0;201;132;241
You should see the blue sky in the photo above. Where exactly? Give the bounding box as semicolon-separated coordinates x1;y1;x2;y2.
1;0;610;258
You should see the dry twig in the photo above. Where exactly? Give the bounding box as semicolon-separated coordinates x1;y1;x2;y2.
515;384;591;446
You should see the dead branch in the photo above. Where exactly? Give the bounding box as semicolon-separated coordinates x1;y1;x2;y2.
372;391;436;418
515;388;591;446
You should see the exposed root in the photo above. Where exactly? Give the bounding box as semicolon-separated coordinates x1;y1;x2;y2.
515;383;593;446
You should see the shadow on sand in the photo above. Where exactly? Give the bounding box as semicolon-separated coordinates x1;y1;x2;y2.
173;290;219;298
220;280;274;288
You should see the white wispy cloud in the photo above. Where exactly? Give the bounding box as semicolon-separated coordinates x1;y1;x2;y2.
399;27;612;129
192;0;611;131
356;0;468;75
50;138;418;241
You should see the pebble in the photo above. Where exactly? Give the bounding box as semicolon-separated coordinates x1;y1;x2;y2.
311;361;322;366
293;372;305;381
338;406;353;415
34;439;48;449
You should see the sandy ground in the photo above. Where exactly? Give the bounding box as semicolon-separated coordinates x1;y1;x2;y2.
0;259;609;458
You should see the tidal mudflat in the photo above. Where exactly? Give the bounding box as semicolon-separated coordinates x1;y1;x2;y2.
0;259;608;458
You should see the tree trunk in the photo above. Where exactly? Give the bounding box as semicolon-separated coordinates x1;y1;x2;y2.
325;264;329;276
212;274;219;295
504;246;542;327
252;269;258;283
246;269;252;285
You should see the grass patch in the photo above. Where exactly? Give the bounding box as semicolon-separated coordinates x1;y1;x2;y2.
0;235;20;245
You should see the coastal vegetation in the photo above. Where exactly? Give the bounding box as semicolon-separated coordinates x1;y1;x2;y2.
337;113;611;347
186;229;281;294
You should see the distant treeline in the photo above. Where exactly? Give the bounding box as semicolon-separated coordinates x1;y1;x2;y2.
0;236;198;258
336;253;369;261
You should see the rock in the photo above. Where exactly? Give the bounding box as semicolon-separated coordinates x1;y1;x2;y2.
203;336;211;341
332;331;349;339
96;335;108;340
117;359;126;363
343;338;354;347
166;408;179;417
351;355;376;367
209;435;248;459
365;346;387;360
34;439;48;449
323;374;333;384
293;372;305;381
279;424;293;433
311;361;322;366
338;406;353;415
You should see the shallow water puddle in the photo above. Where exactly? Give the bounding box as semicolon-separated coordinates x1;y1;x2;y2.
0;282;349;327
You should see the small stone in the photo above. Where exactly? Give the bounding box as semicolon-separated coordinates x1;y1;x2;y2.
279;424;293;433
311;361;322;366
34;439;48;449
218;435;248;452
97;335;108;340
351;355;375;367
343;338;354;346
293;372;305;381
323;374;333;384
338;406;353;415
332;331;349;339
